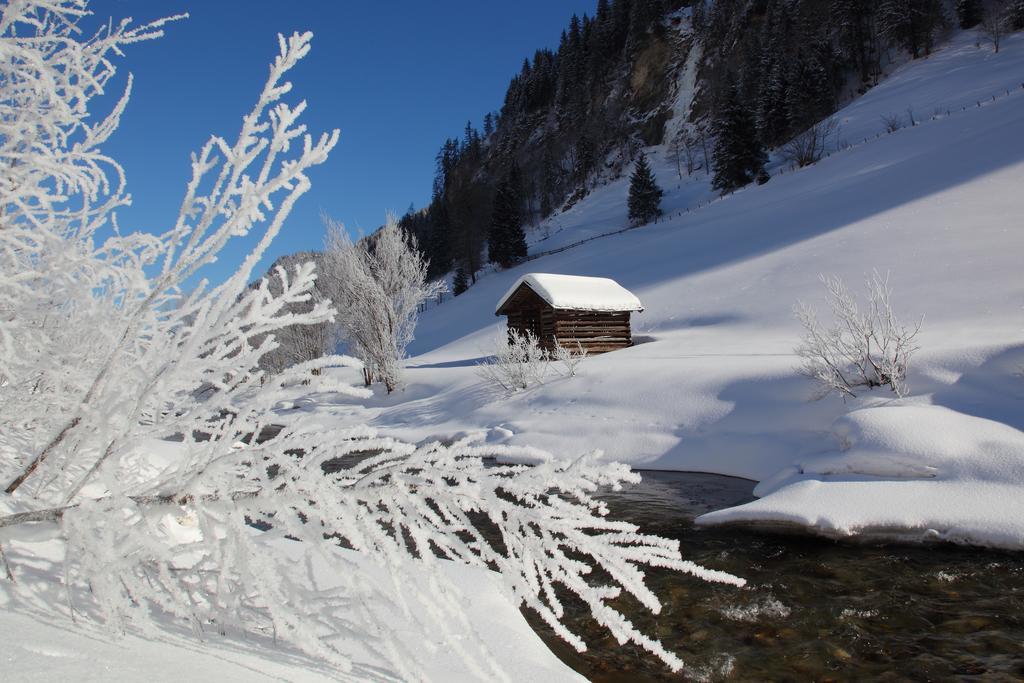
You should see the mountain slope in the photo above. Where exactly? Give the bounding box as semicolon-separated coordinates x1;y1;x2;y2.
325;30;1024;547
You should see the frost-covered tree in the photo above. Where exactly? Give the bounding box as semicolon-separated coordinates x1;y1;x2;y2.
258;290;334;375
477;331;587;392
0;7;343;497
321;215;445;392
0;2;744;677
627;151;663;225
795;272;922;400
477;329;551;392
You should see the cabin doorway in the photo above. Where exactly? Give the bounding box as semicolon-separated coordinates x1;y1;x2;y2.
521;308;542;340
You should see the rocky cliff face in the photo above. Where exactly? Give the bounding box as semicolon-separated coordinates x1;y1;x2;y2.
408;1;951;285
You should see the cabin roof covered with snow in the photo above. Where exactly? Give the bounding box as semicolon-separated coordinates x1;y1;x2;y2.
495;273;643;315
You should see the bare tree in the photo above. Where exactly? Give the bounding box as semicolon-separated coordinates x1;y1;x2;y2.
781;118;838;168
667;132;685;179
321;214;445;392
667;125;700;179
668;125;701;178
795;272;922;400
982;1;1008;53
698;126;711;176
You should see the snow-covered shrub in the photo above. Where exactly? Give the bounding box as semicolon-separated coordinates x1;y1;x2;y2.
477;329;551;392
552;340;588;377
0;2;741;676
880;112;903;133
477;333;588;392
795;272;922;400
321;214;445;392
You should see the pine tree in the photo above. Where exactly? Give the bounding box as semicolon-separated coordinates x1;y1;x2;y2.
712;84;768;193
627;0;663;53
540;141;560;218
424;198;452;279
691;0;706;34
488;165;527;268
1009;0;1024;30
627;151;663;226
557;14;588;127
878;0;944;58
955;0;982;28
574;133;595;185
756;11;791;146
785;43;835;133
831;0;879;85
452;266;469;296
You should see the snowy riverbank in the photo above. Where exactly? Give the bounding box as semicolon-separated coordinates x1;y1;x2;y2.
696;403;1024;549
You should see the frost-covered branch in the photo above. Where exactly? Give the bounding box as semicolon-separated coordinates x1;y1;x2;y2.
0;9;338;499
7;434;743;673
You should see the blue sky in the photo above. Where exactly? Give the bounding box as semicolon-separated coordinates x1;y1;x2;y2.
86;1;597;285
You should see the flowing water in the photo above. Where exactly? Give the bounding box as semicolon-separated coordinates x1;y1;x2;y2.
526;471;1024;681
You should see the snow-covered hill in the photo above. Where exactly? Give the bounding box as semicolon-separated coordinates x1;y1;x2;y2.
325;29;1024;548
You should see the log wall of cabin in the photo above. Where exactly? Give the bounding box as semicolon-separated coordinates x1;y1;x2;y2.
551;310;632;354
498;283;634;354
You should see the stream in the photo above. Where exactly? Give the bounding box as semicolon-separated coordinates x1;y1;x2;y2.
526;470;1024;681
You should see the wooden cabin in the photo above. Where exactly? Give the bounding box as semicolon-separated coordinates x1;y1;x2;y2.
494;273;643;354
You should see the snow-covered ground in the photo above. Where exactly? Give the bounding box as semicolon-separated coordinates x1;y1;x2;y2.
319;30;1024;549
0;528;582;682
